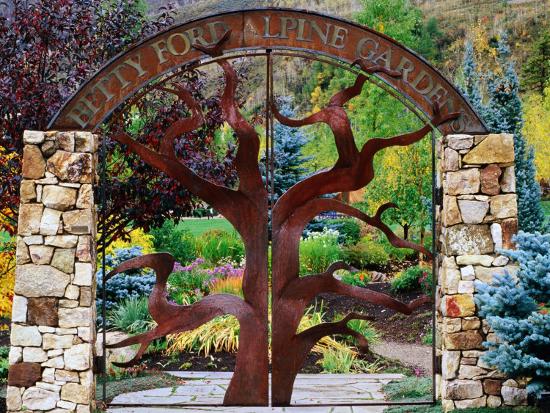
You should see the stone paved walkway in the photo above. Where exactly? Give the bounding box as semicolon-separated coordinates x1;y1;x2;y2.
370;340;432;374
108;371;403;412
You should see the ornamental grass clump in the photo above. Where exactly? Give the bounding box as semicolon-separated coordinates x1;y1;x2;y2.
475;231;550;396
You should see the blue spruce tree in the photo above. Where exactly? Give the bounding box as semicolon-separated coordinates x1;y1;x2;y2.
475;232;550;396
460;41;484;116
262;96;310;204
483;33;546;232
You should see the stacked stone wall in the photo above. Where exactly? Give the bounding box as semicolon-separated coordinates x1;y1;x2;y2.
437;133;526;410
7;131;97;413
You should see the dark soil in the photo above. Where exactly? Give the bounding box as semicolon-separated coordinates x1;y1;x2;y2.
314;282;433;345
0;318;10;347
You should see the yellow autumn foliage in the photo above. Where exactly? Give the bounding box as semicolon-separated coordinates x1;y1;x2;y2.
0;242;15;319
523;88;550;181
98;228;155;264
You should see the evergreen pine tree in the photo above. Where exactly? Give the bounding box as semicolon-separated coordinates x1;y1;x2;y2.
262;97;310;204
460;41;484;116
523;29;550;94
484;33;546;232
475;232;550;396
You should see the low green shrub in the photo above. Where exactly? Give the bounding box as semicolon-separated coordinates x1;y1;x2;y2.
343;239;389;268
422;326;433;345
0;345;8;384
107;296;153;335
197;230;244;265
383;376;432;402
150;220;197;264
304;218;361;245
341;271;371;287
319;347;355;373
299;228;341;275
391;266;432;293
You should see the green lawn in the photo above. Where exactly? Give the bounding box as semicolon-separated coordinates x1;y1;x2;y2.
176;218;234;236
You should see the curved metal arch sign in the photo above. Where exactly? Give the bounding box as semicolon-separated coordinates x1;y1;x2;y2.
49;8;487;135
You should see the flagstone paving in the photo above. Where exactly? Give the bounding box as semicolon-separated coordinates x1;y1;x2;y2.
108;372;404;412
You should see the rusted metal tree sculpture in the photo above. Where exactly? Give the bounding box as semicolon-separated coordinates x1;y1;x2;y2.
269;58;460;405
108;32;269;406
105;32;459;406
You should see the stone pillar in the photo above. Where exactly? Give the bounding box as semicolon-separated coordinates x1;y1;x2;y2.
436;133;525;410
8;131;97;413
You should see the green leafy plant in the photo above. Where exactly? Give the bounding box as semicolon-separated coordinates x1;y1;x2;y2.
197;230;245;265
0;345;9;384
380;236;416;262
107;296;154;335
150;220;197;265
318;347;355;373
422;326;433;345
391;266;431;293
299;228;341;275
343;238;390;268
341;271;371;288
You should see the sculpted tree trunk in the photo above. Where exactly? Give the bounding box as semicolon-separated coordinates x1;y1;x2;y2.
269;59;459;405
106;32;269;405
104;32;459;407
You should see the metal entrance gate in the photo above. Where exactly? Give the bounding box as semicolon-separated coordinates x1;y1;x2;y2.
49;8;489;408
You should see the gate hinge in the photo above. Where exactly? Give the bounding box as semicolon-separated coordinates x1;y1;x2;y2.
93;356;105;374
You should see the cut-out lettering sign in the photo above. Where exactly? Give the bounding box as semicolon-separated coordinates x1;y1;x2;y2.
49;8;487;134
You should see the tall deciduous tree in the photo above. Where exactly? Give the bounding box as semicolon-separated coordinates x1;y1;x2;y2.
0;0;182;238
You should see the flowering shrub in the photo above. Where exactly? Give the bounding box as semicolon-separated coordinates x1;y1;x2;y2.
196;230;244;265
103;228;155;259
299;228;341;275
390;266;432;293
0;237;15;318
151;220;196;264
343;239;390;268
341;271;371;288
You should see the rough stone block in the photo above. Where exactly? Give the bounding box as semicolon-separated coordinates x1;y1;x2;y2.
458;199;489;224
490;223;503;250
59;307;91;328
462;133;514;164
445;331;483;350
42;185;78;211
43;333;74;350
8;362;42;387
11;324;41;346
74;263;93;286
64;343;91;371
445;379;483;399
444;147;460;171
22;386;60;410
57;132;75;152
501;218;518;249
16;237;31;265
20;180;37;203
442;350;461;380
480;164;502;195
15;264;70;297
490;194;517;219
28;245;54;265
27;297;59;326
6;386;22;410
45;235;79;248
462;317;480;330
446;169;480;195
444;224;493;255
474;265;518;284
23;130;45;144
11;295;27;323
76;236;92;262
501;166;515;192
443;294;475;317
455;396;487;409
447;134;474;150
458;364;487;379
61;382;90;404
22;145;46;179
23;347;48;363
76;184;93;209
483;379;502;396
443;196;462;226
63;209;94;234
18;203;44;235
502;385;528;406
51;248;76;274
47;151;93;183
40;207;62;235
